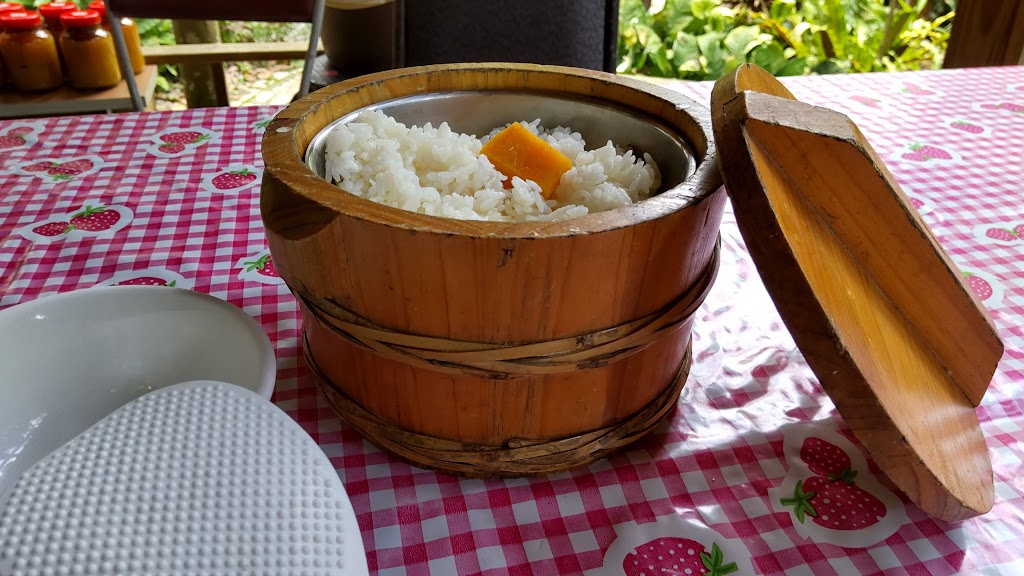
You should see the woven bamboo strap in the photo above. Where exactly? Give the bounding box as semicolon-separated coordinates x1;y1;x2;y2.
305;334;691;477
298;240;720;379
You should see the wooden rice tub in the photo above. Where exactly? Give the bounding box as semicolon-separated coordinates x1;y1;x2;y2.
260;63;725;477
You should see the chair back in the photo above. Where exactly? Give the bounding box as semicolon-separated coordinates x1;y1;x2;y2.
396;0;619;73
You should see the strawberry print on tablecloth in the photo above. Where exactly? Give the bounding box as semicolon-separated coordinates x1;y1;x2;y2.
251;116;274;134
897;183;937;217
961;269;1005;306
899;82;942;98
0;121;44;151
11;154;106;184
236;249;282;285
848;93;888;111
200;165;262;194
891;142;961;165
98;268;192;289
585;514;753;576
769;426;907;548
943;117;992;137
974;222;1024;247
144;126;217;158
973;101;1024;116
18;204;133;243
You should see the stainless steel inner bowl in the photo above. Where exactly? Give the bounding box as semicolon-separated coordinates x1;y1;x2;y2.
304;90;697;194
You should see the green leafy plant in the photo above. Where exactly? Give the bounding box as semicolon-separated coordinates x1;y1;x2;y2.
136;18;178;93
619;0;956;80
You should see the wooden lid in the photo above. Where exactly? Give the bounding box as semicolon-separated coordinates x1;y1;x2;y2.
710;64;1002;522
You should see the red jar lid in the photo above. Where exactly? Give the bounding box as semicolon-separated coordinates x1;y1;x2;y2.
0;3;23;14
87;0;106;19
61;9;101;27
1;11;42;29
38;2;77;19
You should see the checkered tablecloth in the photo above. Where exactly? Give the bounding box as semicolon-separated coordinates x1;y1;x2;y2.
2;66;1023;576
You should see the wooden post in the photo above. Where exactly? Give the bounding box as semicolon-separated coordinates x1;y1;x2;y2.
172;20;230;107
944;0;1024;68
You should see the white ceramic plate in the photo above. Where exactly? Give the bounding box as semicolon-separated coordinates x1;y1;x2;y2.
0;287;276;497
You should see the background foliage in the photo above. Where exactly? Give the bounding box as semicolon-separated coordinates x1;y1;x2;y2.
11;0;958;92
618;0;956;80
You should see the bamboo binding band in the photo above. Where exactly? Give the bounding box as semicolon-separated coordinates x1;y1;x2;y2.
304;335;692;477
298;240;720;380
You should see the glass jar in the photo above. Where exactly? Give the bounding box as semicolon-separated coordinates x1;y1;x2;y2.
0;3;29;88
0;11;63;92
60;10;121;90
38;2;76;75
88;0;143;75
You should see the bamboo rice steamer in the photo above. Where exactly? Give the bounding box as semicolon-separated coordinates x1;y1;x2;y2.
261;63;725;478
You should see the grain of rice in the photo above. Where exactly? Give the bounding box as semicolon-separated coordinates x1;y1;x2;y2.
324;110;660;222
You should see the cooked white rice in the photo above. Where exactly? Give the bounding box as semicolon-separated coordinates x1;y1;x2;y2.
323;110;661;222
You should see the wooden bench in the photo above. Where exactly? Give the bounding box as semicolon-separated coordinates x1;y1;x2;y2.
142;40;324;66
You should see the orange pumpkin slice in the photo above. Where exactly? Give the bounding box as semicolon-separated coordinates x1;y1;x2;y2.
480;122;573;200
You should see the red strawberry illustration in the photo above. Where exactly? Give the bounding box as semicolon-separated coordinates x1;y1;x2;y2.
950;121;984;134
117;277;175;287
995;103;1024;113
32;221;71;237
159;142;186;154
908;197;925;209
243;253;277;277
0;134;26;148
8;126;34;136
986;228;1018;242
903;144;951;161
964;272;993;300
211;168;257;190
781;478;886;530
1014;224;1024;238
22;161;54;172
850;95;880;108
781;437;888;531
47;159;95;180
901;83;935;96
623;538;738;576
981;102;1024;113
69;205;120;232
800;437;855;482
160;130;209;145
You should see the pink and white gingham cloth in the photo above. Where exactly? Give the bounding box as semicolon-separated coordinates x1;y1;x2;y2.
1;66;1023;576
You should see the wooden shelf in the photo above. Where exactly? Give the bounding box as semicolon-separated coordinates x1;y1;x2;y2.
0;65;158;119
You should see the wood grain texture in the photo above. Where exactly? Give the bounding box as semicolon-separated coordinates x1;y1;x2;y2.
307;334;694;478
944;0;1024;68
0;65;157;118
261;64;724;475
141;41;325;65
711;64;999;522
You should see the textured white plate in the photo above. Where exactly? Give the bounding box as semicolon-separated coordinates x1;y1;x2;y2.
0;381;367;576
0;287;276;499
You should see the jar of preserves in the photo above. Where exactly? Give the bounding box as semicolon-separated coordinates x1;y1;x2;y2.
37;2;76;74
0;3;25;88
60;10;121;90
88;0;143;75
0;11;63;92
